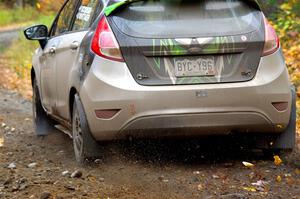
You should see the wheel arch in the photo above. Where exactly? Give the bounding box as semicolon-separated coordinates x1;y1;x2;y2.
31;67;35;87
69;87;78;121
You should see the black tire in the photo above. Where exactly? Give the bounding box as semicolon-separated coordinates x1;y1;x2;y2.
32;78;56;136
72;94;100;164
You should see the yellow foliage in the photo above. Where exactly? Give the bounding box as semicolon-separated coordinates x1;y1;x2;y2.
273;155;283;166
36;3;41;10
242;161;255;169
37;0;65;13
276;175;282;183
242;186;257;192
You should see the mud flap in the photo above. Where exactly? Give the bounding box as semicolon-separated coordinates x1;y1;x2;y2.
33;78;58;136
273;85;296;150
35;115;57;136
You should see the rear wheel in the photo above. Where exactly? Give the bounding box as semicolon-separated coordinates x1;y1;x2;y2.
32;78;55;136
72;94;100;164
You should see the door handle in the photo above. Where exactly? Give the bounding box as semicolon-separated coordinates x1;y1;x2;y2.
70;41;79;50
49;47;56;55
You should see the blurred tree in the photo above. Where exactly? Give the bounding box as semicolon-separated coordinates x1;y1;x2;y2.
15;0;23;7
38;0;65;12
0;0;38;7
25;0;38;6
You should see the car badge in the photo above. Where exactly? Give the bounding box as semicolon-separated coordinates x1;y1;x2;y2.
196;90;208;98
137;73;149;80
241;35;248;42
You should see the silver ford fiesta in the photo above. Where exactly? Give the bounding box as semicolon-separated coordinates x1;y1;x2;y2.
24;0;296;163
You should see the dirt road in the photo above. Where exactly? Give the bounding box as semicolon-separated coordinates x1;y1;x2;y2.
0;28;20;48
0;89;299;199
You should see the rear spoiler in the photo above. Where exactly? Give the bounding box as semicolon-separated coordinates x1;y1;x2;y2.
105;0;261;16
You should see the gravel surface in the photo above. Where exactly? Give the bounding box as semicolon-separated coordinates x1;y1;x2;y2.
0;89;299;199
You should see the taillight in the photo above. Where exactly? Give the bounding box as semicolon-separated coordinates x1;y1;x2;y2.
91;16;124;62
262;15;279;56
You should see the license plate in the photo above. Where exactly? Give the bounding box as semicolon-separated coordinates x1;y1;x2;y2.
174;57;215;77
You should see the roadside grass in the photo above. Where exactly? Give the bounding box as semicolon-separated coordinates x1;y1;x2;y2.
4;14;54;75
0;44;5;53
4;14;54;69
5;32;38;77
0;5;39;27
0;3;54;31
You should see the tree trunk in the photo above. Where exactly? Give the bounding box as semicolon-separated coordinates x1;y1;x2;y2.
15;0;23;8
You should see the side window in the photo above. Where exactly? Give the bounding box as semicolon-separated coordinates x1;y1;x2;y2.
54;0;79;36
72;0;101;31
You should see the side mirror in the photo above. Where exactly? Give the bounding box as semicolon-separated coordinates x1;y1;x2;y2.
24;25;48;49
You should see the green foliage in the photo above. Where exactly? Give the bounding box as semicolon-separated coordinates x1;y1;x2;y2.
5;32;38;77
0;3;54;27
0;0;38;7
4;14;54;76
260;0;300;41
273;2;300;33
0;6;39;27
266;1;300;94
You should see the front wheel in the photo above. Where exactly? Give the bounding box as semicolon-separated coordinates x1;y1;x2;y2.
72;94;101;164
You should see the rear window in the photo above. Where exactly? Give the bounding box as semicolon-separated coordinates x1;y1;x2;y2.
110;0;262;38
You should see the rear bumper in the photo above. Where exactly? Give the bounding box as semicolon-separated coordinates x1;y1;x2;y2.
80;49;292;141
120;112;273;139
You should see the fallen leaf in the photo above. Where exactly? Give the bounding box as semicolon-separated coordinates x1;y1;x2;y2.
295;169;300;175
273;155;282;166
88;176;97;183
212;175;220;179
193;171;200;175
276;175;282;183
284;173;292;177
242;161;255;168
251;180;270;192
286;177;295;186
251;180;269;187
242;186;257;192
197;184;204;191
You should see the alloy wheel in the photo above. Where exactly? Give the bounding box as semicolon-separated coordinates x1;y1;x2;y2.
73;110;84;161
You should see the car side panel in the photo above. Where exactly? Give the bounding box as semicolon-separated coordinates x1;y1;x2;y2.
53;31;88;120
38;38;61;113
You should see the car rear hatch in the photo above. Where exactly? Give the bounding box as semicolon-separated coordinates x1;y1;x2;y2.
107;0;265;85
